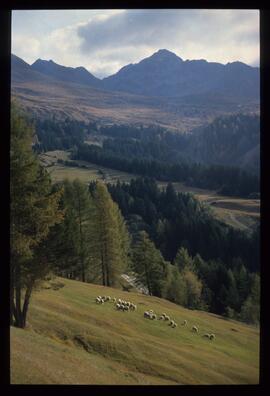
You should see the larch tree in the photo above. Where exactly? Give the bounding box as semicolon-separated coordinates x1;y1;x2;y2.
61;179;94;282
132;231;167;297
10;104;64;328
90;181;130;287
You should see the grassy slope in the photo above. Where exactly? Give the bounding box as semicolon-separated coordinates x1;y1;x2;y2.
11;277;259;385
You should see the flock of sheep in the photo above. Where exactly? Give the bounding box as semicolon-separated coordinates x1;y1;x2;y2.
95;295;215;340
95;295;137;312
144;310;178;328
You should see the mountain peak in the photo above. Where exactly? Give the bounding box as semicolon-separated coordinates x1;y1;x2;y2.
151;49;183;61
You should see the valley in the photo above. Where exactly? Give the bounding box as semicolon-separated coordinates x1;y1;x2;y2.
39;150;259;232
10;11;261;387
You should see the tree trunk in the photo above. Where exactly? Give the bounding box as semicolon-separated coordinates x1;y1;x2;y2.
21;285;32;328
101;253;106;286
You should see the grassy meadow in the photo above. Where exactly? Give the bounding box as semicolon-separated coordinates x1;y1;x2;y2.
11;277;259;385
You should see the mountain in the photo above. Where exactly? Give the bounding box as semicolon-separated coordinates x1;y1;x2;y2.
31;58;101;88
102;49;259;99
11;54;58;84
11;53;259;131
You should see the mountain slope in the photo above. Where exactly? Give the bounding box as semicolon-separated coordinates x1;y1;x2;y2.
11;53;259;130
102;49;259;99
11;54;58;84
31;58;102;88
11;277;259;384
185;113;260;172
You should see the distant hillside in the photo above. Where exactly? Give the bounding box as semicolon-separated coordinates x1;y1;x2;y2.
11;53;259;130
102;49;259;100
11;277;259;384
11;54;57;84
31;58;101;88
185;114;260;173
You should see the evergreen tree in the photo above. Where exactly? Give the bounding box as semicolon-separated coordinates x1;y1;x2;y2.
182;270;203;309
91;181;130;287
132;231;167;296
10;104;63;328
165;265;187;305
240;274;260;325
63;179;94;282
49;179;94;282
174;246;194;272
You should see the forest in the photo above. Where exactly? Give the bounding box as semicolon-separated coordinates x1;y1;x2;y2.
74;143;259;197
11;105;260;329
33;115;260;198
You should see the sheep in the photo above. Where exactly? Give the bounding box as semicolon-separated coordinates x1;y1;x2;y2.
130;303;136;311
151;313;157;320
182;320;187;326
209;333;216;340
95;297;101;303
158;315;165;320
124;305;129;312
192;325;199;333
172;323;178;328
164;315;170;321
144;311;150;318
169;319;175;326
203;333;210;339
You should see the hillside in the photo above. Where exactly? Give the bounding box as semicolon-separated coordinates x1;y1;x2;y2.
185;113;260;173
102;49;259;99
31;58;101;88
11;53;259;131
11;277;259;385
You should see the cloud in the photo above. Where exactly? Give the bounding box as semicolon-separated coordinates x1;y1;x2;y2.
77;9;259;76
12;9;259;78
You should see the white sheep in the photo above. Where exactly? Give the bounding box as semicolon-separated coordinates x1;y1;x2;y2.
151;313;157;320
169;320;175;326
164;315;170;321
158;315;165;320
182;320;187;326
192;325;199;333
203;333;210;339
173;323;178;328
210;333;215;340
112;297;116;303
95;297;101;303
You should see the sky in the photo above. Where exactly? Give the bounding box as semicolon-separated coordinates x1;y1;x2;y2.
12;9;260;79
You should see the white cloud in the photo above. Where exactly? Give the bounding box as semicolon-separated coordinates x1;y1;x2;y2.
12;9;259;78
